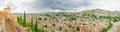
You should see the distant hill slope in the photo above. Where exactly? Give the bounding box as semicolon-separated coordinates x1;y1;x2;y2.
80;9;120;16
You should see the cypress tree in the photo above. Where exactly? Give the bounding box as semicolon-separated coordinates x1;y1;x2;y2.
23;11;26;27
17;17;20;23
31;16;34;32
35;19;39;32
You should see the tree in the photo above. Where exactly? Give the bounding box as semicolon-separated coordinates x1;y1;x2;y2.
76;26;80;31
39;18;42;20
31;16;35;32
23;11;26;27
44;18;47;20
35;19;39;32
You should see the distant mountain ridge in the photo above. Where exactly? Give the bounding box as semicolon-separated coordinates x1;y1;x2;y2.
80;9;120;16
14;9;120;16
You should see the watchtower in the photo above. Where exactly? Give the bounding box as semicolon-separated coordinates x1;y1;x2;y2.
4;6;10;14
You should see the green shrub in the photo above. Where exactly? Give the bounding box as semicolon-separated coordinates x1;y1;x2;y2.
59;26;62;31
39;18;42;20
76;26;80;31
68;24;72;28
43;25;48;28
17;16;24;26
52;23;56;27
44;18;47;20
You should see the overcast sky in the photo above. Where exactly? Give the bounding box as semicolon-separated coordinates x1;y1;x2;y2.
0;0;120;13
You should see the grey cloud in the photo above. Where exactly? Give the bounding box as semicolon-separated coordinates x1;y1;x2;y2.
33;0;90;10
1;0;91;13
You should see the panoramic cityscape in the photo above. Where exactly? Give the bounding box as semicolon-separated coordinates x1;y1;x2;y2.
1;0;120;32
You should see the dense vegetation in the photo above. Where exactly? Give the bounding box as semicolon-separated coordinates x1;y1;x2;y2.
17;12;47;32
